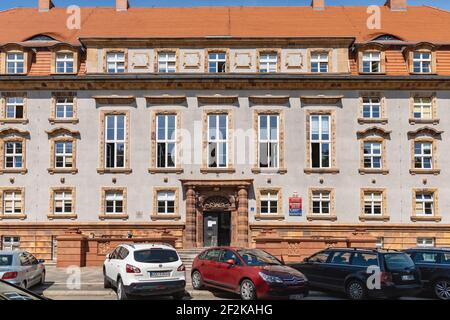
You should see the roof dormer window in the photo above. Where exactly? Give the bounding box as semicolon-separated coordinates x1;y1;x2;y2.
362;52;381;73
7;53;24;74
413;52;431;74
56;52;74;73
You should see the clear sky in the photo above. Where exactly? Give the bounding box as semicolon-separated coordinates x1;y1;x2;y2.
0;0;449;11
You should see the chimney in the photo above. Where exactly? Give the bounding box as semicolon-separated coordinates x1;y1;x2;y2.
385;0;407;11
116;0;129;11
38;0;54;12
311;0;325;11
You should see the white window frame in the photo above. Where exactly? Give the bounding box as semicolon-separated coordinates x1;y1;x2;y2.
415;192;434;216
4;141;23;168
311;52;329;73
3;191;22;215
53;191;73;214
362;52;381;73
417;237;435;247
156;114;177;168
259;52;278;73
258;114;279;169
158;52;176;73
156;191;176;215
310;115;331;168
363;191;383;215
6;97;24;119
312;191;331;215
56;52;74;73
413;97;432;120
55;97;74;119
375;237;384;249
413;52;431;73
208;52;226;73
1;236;20;251
362;97;381;119
6;53;24;74
55;141;73;168
207;114;228;168
105;114;126;169
260;191;278;215
105;191;124;214
414;142;433;169
363;141;382;169
106;52;125;73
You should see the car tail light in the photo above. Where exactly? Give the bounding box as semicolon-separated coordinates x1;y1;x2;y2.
2;272;18;280
380;272;393;284
126;264;141;274
177;264;186;272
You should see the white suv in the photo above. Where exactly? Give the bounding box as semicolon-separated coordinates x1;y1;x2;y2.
103;243;186;300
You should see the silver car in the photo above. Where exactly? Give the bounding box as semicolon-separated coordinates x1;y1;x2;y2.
0;251;46;289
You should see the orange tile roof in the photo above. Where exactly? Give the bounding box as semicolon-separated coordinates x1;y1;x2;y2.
0;6;449;45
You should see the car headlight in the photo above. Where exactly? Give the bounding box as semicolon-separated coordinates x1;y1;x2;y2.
259;272;283;283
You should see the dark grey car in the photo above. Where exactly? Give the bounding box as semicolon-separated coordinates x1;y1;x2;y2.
0;250;46;289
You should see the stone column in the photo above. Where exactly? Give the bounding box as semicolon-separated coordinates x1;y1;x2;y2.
184;187;196;248
237;187;249;247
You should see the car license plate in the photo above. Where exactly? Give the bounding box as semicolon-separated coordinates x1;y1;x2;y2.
149;271;170;278
402;275;414;281
289;294;304;300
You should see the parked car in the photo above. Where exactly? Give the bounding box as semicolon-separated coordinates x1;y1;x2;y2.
103;243;186;300
0;279;47;300
290;248;422;300
191;247;309;300
0;250;46;289
404;248;450;300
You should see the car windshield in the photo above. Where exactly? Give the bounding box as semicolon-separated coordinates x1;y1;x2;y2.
0;255;13;266
0;281;40;301
133;249;179;263
384;253;415;271
237;249;282;266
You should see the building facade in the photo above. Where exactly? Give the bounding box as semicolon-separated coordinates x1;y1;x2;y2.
1;0;450;262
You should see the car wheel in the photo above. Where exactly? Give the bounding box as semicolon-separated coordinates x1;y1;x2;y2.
103;275;112;289
20;281;27;289
116;279;128;300
40;272;46;285
172;291;185;300
240;279;257;300
346;280;367;300
191;271;203;290
434;279;450;300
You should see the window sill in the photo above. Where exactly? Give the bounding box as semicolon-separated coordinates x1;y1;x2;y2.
50;72;78;76
359;168;389;175
357;118;388;125
358;72;387;76
409;72;437;76
97;168;132;174
409;169;440;175
306;215;337;222
0;214;26;220
200;167;236;174
254;214;285;221
304;168;340;174
99;214;129;220
48;168;78;175
150;214;181;221
0;118;29;125
48;118;79;125
47;214;77;220
411;216;442;222
0;168;27;175
408;118;440;125
148;168;184;174
251;168;287;175
359;215;390;222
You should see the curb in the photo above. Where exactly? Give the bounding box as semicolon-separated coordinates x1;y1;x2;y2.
41;288;217;298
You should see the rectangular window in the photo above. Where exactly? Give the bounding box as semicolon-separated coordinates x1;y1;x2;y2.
158;52;176;73
55;97;74;119
105;191;124;214
364;191;383;215
208;114;228;168
156;114;176;168
258;114;279;168
375;237;384;249
312;191;330;215
53;191;73;214
6;97;24;119
414;142;432;169
362;52;381;73
417;237;435;248
5;142;23;168
310;115;330;168
415;192;434;216
1;236;20;251
259;52;277;73
3;191;23;215
106;52;125;73
364;141;382;169
208;52;226;73
56;52;74;73
413;97;432;120
7;53;24;74
311;52;328;73
260;191;278;215
105;114;126;168
413;52;431;73
55;141;73;168
362;97;381;119
157;191;175;214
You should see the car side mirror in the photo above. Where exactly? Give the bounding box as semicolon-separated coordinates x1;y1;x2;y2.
226;259;235;265
303;257;310;263
38;259;45;264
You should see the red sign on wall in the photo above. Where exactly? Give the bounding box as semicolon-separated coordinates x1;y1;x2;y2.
289;192;302;216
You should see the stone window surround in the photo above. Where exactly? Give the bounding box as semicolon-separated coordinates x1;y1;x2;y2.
0;187;26;220
359;188;389;222
154;48;179;73
407;43;437;75
49;91;79;124
255;187;284;221
50;46;79;75
306;48;333;73
357;45;386;74
304;109;339;174
409;136;440;175
0;46;30;75
0;92;28;125
0;129;28;174
357;127;390;175
307;187;337;221
103;48;128;73
149;109;183;174
48;186;76;220
151;187;180;221
204;49;230;73
357;92;388;124
256;49;281;73
46;128;79;175
201;109;235;174
97;110;132;174
408;92;439;125
411;188;441;222
99;187;128;220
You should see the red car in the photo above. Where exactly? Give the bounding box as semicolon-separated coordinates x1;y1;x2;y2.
191;247;309;300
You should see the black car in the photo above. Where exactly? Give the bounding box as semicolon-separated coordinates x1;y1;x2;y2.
404;248;450;300
290;248;422;300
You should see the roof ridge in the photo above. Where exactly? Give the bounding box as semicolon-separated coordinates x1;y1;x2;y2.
423;5;450;14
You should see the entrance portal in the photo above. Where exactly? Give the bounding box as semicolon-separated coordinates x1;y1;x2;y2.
203;211;231;247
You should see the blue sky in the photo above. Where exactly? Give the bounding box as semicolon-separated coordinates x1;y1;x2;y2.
0;0;449;10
